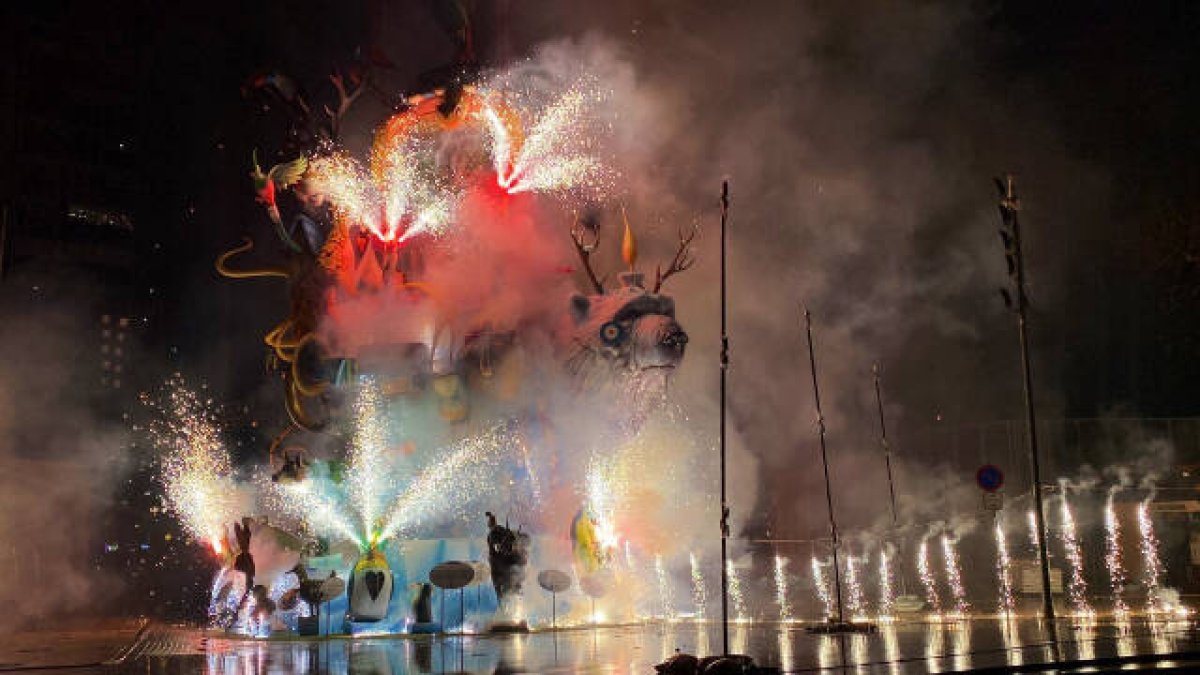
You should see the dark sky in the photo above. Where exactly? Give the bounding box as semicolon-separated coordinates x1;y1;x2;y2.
5;0;1200;425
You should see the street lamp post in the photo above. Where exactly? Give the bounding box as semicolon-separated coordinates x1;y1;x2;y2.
994;174;1056;635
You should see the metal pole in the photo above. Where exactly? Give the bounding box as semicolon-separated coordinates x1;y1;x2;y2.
997;174;1057;635
718;181;731;654
873;362;908;597
804;308;844;623
873;363;899;525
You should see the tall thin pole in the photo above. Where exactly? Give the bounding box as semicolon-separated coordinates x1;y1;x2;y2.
873;362;907;596
804;308;844;623
872;363;899;525
718;181;731;655
996;174;1056;635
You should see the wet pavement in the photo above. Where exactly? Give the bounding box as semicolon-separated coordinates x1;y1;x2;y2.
11;616;1200;673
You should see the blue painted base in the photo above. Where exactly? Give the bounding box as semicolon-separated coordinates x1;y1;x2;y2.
409;622;441;634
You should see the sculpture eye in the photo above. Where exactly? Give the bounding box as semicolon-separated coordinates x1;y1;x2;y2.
599;321;625;347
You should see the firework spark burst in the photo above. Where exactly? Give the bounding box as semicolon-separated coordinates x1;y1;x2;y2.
917;539;942;615
1105;491;1128;615
771;555;793;622
941;533;970;617
1138;500;1167;614
486;84;609;196
811;556;833;620
654;554;675;620
689;553;707;619
378;423;511;541
347;378;391;540
147;376;243;554
844;554;867;620
1058;493;1093;616
995;519;1016;616
878;547;896;618
727;560;748;622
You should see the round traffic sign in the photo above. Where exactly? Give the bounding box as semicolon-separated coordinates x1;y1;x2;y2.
976;464;1004;492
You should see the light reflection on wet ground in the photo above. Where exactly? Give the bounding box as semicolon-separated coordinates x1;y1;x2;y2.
123;616;1200;673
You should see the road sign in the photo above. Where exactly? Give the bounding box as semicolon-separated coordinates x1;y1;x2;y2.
976;464;1004;492
982;491;1003;511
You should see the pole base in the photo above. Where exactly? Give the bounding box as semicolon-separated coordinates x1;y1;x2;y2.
488;620;529;634
804;620;877;634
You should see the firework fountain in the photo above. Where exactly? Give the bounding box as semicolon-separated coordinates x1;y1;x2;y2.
877;547;895;619
773;555;794;623
940;533;969;618
811;556;833;620
689;553;707;619
917;539;942;616
1137;498;1178;615
844;554;867;620
727;560;749;622
1058;490;1094;617
1105;488;1128;615
995;519;1015;617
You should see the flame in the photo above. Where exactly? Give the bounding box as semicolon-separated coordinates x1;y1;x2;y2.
621;207;638;269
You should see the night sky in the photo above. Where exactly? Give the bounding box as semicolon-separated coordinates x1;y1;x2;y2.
5;1;1198;413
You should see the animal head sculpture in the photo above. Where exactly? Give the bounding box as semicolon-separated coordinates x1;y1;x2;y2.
561;213;693;382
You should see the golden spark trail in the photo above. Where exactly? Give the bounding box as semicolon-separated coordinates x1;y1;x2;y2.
689;553;707;619
378;424;510;540
1058;494;1093;616
844;554;867;620
878;548;896;619
1138;500;1166;614
727;560;748;622
486;85;608;195
917;539;942;615
941;533;969;617
347;378;390;541
1105;492;1128;615
995;519;1015;616
772;555;793;622
811;556;832;620
150;376;242;554
655;554;675;620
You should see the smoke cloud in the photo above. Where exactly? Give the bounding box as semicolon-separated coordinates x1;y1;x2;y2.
0;265;132;630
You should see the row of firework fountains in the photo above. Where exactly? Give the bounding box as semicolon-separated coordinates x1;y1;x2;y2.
149;369;1187;626
753;484;1187;625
